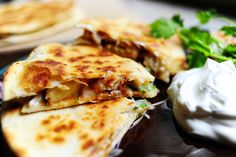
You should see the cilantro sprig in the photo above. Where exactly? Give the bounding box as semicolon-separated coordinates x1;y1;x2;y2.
179;27;236;68
149;14;183;39
150;9;236;68
196;9;217;24
221;26;236;36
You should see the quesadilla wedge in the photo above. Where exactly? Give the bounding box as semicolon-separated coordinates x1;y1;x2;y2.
75;18;187;82
2;43;158;113
0;0;84;47
1;98;151;157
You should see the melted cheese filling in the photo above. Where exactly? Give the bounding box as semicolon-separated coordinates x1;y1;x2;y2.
27;78;157;109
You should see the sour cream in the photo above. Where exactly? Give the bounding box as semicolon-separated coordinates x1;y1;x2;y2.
168;59;236;144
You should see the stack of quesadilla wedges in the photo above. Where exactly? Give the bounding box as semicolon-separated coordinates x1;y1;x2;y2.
1;41;158;157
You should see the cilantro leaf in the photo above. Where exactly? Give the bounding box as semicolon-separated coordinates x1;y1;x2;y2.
188;51;208;68
180;27;224;55
172;14;184;27
221;26;236;36
196;9;217;24
224;44;236;58
149;15;183;39
179;27;228;68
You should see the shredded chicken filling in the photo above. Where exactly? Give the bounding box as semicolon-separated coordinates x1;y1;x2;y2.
28;78;135;107
27;76;157;108
143;54;170;82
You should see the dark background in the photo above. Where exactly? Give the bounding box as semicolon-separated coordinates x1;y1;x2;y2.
155;0;236;16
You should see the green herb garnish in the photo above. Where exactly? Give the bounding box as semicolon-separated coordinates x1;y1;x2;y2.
149;14;183;39
149;9;236;68
187;51;208;68
224;44;236;58
179;27;236;67
221;26;236;36
196;9;217;24
180;27;225;55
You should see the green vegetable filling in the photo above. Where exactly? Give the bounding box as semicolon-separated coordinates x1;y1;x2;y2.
133;99;151;110
128;82;156;94
138;83;157;93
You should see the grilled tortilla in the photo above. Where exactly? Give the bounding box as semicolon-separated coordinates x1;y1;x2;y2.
76;18;187;82
1;98;149;157
3;43;157;113
0;0;83;47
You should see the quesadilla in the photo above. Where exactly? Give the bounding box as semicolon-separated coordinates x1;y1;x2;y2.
2;43;158;113
0;0;83;47
75;18;187;82
1;98;150;157
212;31;236;45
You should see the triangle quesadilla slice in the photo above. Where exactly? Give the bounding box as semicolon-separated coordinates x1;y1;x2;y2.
1;98;151;157
2;43;158;113
75;18;187;82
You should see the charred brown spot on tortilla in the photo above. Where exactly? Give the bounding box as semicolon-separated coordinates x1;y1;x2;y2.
102;104;108;109
95;60;103;64
50;46;64;57
41;119;51;125
34;60;62;66
52;136;64;144
48;115;61;120
81;117;91;121
79;133;89;140
100;66;116;72
98;49;113;56
53;124;68;133
53;120;77;133
32;60;65;77
21;66;51;92
21;60;65;92
76;65;89;72
69;56;86;62
81;60;92;64
91;109;106;129
81;139;94;150
91;120;105;130
36;134;46;141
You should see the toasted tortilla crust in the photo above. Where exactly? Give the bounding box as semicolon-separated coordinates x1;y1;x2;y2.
76;18;188;82
212;31;236;45
1;98;142;157
3;43;155;102
0;0;75;35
